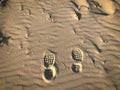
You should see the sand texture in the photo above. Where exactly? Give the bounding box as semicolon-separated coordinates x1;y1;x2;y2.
0;0;120;90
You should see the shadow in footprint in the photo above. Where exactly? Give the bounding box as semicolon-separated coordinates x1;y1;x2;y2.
42;66;57;83
71;63;82;73
0;0;8;7
44;69;56;80
74;10;81;20
72;64;80;73
0;31;10;46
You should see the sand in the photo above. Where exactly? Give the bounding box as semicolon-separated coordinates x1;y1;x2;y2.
0;0;120;90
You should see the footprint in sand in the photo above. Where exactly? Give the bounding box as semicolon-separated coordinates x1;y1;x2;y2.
72;48;83;61
42;65;57;83
72;62;82;73
42;52;57;83
44;53;56;67
71;48;83;73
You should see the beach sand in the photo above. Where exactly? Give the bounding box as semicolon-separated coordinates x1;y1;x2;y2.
0;0;120;90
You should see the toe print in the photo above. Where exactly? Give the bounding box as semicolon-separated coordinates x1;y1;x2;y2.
44;53;55;67
72;48;83;61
